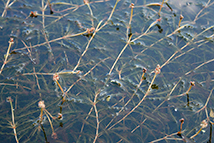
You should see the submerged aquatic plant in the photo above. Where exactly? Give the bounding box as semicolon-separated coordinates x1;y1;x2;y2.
0;0;214;142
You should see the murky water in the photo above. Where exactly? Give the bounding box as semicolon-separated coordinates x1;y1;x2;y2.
0;0;214;142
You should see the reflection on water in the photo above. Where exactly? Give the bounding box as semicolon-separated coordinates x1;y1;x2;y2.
0;0;214;142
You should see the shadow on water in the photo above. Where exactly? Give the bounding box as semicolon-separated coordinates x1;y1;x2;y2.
0;0;214;142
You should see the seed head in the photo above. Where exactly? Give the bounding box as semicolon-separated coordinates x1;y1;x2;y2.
200;119;208;128
180;15;184;20
190;81;195;86
129;3;134;9
84;0;89;4
29;11;38;18
6;97;13;102
179;118;184;123
38;100;45;108
86;27;95;34
53;73;59;81
51;132;57;139
154;64;161;74
9;38;14;44
57;113;63;120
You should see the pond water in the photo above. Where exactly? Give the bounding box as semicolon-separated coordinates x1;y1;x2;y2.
0;0;214;142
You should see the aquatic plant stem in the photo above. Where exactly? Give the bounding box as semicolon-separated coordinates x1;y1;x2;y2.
44;108;56;120
178;15;184;27
72;20;103;72
78;106;94;140
63;57;110;102
44;111;57;139
7;97;19;143
91;90;100;143
13;30;88;52
186;81;195;94
44;13;69;28
41;0;55;63
13;0;120;54
158;0;164;16
0;38;13;74
56;80;64;95
108;65;160;130
167;82;195;100
1;0;10;17
53;73;66;102
190;119;208;139
98;0;120;31
185;58;214;76
193;0;213;22
39;107;44;129
127;3;134;40
177;118;184;135
131;78;182;134
132;23;189;64
190;128;202;139
129;4;134;28
149;131;184;142
196;87;214;113
105;69;146;129
72;0;120;72
130;18;161;42
108;35;132;75
33;67;41;90
84;0;94;27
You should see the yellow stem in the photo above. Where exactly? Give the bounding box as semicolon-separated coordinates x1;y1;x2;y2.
190;127;202;139
158;0;165;16
186;85;192;94
56;80;64;94
44;110;55;133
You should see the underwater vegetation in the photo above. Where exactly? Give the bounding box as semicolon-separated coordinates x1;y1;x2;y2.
0;0;214;142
